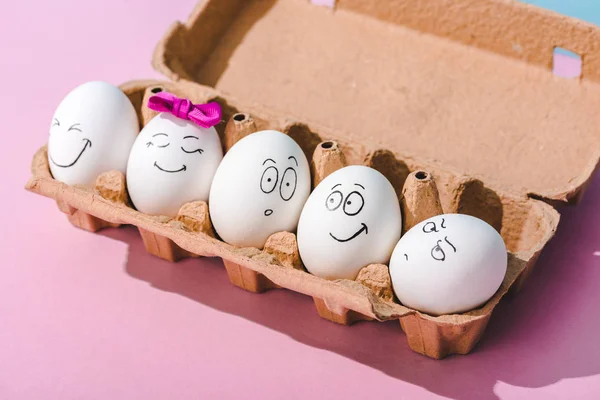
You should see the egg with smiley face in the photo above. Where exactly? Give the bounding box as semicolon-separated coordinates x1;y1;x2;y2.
48;81;139;185
389;214;507;316
209;130;311;249
297;165;402;280
126;112;224;216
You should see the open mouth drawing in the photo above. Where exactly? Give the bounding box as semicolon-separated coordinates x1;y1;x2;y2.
154;161;187;173
329;223;368;243
264;209;274;216
49;138;92;168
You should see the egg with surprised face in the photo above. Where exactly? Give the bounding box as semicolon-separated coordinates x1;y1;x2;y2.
126;112;223;216
48;81;139;185
297;165;402;280
209;130;310;248
389;214;507;316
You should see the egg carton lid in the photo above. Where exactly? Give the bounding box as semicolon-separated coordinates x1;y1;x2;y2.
151;0;600;204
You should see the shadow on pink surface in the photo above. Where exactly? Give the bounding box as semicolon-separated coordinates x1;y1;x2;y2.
100;172;600;400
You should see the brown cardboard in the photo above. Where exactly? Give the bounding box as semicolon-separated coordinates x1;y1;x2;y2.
153;0;600;203
26;80;560;359
310;141;347;188
401;170;444;233
224;112;258;151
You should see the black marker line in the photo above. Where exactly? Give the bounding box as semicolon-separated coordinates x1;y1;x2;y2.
68;123;82;132
423;221;438;233
181;147;204;154
354;183;365;190
431;240;446;261
183;135;199;140
288;155;298;166
153;161;186;173
152;133;168;137
444;236;456;252
49;138;92;168
262;158;276;165
441;218;447;229
329;223;368;243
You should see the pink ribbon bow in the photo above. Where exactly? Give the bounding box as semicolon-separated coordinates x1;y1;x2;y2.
147;92;222;128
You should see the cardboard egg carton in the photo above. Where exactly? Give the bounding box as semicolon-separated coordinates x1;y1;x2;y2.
27;0;600;358
28;80;559;359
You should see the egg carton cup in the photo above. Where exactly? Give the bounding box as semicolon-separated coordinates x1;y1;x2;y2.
27;80;561;359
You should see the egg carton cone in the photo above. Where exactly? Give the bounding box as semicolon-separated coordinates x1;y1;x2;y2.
28;80;567;358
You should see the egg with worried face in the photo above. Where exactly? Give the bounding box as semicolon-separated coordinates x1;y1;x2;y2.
389;214;507;315
209;130;311;248
297;165;402;280
126;112;223;216
48;81;139;185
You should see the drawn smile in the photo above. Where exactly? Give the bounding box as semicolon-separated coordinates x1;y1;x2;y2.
329;223;368;243
49;138;92;168
154;161;186;173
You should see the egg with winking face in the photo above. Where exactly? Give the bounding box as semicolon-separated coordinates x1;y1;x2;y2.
209;130;311;248
389;213;508;315
48;81;139;185
126;112;223;216
297;165;402;280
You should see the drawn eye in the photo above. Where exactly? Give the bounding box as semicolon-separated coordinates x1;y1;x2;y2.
325;190;343;211
51;118;60;127
279;167;297;201
343;191;365;216
68;123;82;132
431;240;446;261
260;166;278;193
423;221;438;233
152;133;169;147
181;147;204;154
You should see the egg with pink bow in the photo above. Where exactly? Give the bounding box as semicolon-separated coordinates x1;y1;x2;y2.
48;81;139;185
126;93;224;216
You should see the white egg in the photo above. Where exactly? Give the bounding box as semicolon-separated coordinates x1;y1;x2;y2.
209;130;311;248
126;112;223;216
297;165;402;280
48;81;139;185
389;213;507;315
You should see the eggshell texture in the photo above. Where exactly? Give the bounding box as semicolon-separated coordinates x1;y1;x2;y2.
297;165;402;280
209;130;311;249
389;213;508;316
48;81;139;185
127;113;223;216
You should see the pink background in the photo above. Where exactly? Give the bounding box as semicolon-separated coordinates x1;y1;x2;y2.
2;1;600;399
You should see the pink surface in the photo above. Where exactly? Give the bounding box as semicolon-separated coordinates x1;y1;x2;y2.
2;1;600;399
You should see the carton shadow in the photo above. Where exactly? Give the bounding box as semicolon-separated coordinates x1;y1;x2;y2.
99;173;600;400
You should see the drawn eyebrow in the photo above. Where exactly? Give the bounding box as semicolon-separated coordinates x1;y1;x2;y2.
263;158;276;165
152;133;168;138
354;183;365;190
52;118;60;126
183;135;198;140
68;123;82;132
288;156;298;166
331;183;341;190
444;236;456;252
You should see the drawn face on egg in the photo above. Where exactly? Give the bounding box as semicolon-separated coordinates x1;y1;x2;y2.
389;214;508;316
297;165;402;280
48;81;139;185
126;113;223;216
209;130;311;249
